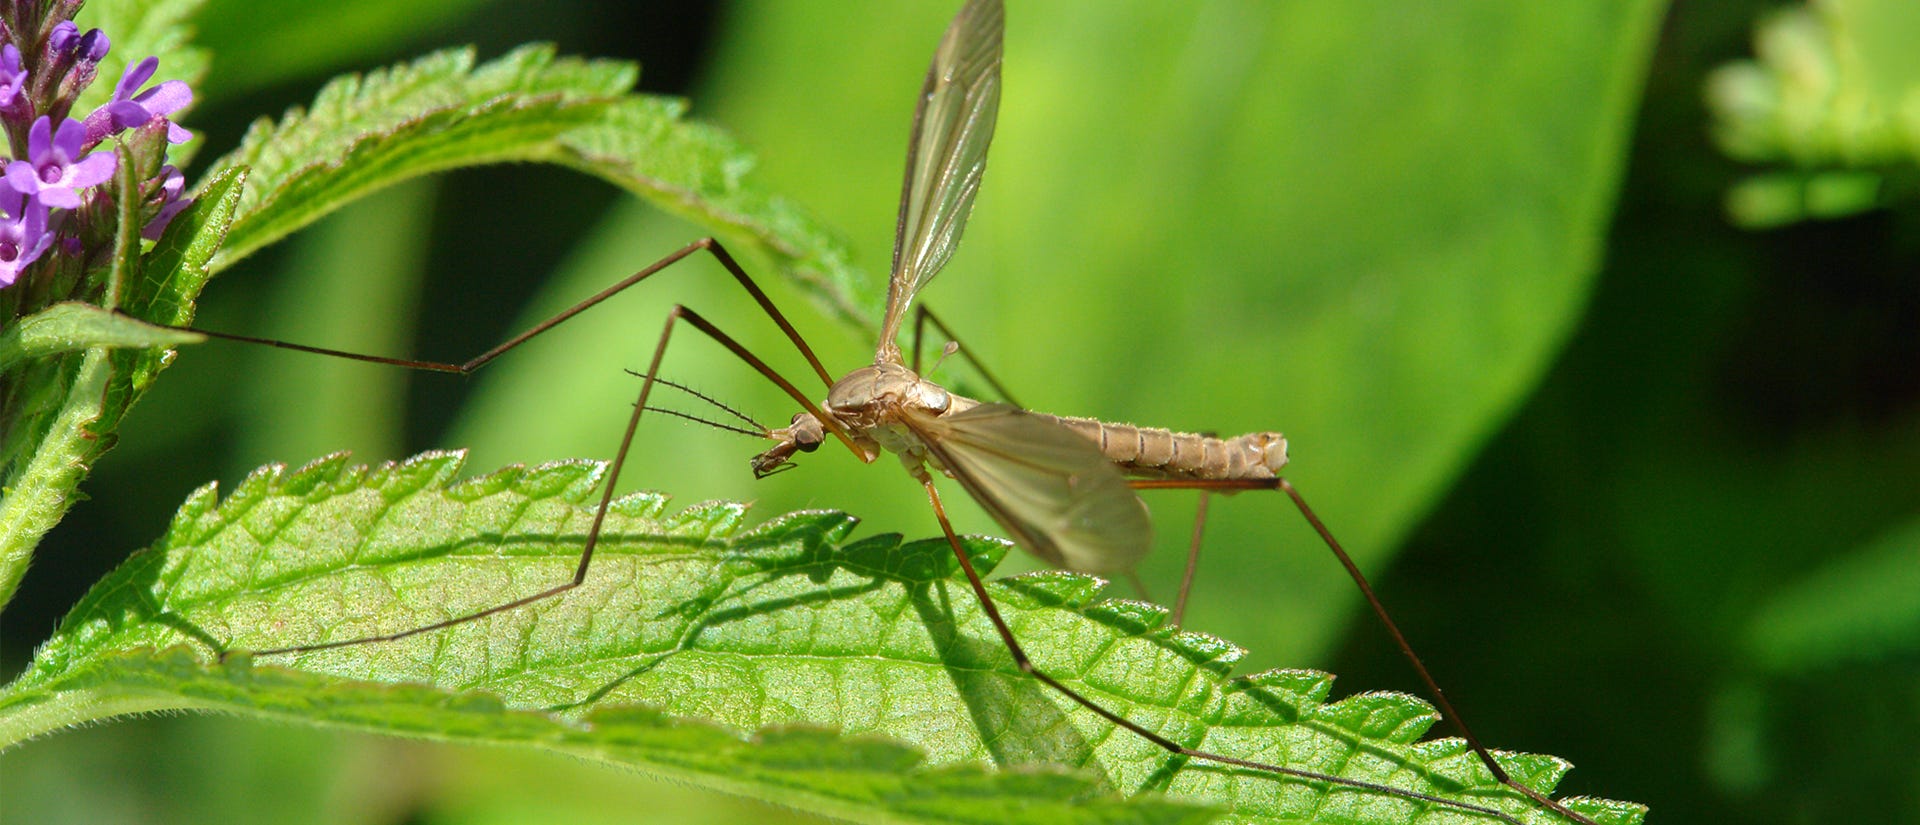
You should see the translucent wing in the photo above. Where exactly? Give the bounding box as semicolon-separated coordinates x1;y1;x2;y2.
877;0;1004;360
908;403;1151;575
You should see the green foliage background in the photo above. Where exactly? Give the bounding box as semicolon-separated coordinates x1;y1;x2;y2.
0;0;1914;823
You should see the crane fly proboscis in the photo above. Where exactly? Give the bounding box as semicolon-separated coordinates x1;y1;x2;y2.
170;2;1609;822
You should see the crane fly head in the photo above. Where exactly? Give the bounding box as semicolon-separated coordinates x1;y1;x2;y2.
750;412;825;478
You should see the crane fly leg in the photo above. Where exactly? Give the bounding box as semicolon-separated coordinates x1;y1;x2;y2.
1173;489;1212;627
909;304;1022;407
918;476;1529;823
147;237;836;387
1126;476;1595;825
225;291;851;658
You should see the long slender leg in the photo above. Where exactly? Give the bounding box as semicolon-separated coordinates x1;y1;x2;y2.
1171;490;1211;627
152;238;837;389
917;476;1528;825
233;304;850;658
1164;431;1229;626
1129;476;1596;825
181;237;865;650
909;305;1022;407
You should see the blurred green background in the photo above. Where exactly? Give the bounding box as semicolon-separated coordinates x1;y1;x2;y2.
4;0;1918;823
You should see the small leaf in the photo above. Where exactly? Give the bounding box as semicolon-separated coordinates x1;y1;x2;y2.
103;142;144;308
0;303;202;374
133;166;249;328
4;453;1643;825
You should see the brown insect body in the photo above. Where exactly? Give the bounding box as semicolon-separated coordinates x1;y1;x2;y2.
1027;414;1288;481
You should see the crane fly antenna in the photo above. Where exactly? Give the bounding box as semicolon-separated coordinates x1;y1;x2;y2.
634;404;766;440
622;370;773;435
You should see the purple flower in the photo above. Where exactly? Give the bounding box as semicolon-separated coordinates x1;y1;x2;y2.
49;22;109;63
82;56;191;145
83;33;110;63
6;116;117;208
0;188;53;288
0;44;27;117
48;22;79;55
142;164;189;240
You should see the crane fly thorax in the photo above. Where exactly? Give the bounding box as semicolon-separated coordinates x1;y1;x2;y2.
824;362;954;430
826;361;980;473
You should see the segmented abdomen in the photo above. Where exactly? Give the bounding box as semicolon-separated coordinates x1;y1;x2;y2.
1029;413;1288;480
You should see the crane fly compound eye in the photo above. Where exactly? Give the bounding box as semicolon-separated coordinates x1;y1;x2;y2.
790;413;825;451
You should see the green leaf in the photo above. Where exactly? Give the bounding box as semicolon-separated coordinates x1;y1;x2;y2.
0;304;203;374
1745;515;1920;673
554;97;876;332
6;650;1218;825
198;43;874;329
102;143;145;309
4;453;1642;825
203;44;633;270
133;166;249;329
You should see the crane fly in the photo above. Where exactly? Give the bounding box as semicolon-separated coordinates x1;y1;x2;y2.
173;1;1602;822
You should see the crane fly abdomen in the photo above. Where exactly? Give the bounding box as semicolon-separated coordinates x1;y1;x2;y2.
1029;414;1288;481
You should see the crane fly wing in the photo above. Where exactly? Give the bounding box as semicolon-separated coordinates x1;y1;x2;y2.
878;0;1004;358
881;5;1138;576
893;0;1001;290
908;403;1150;575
